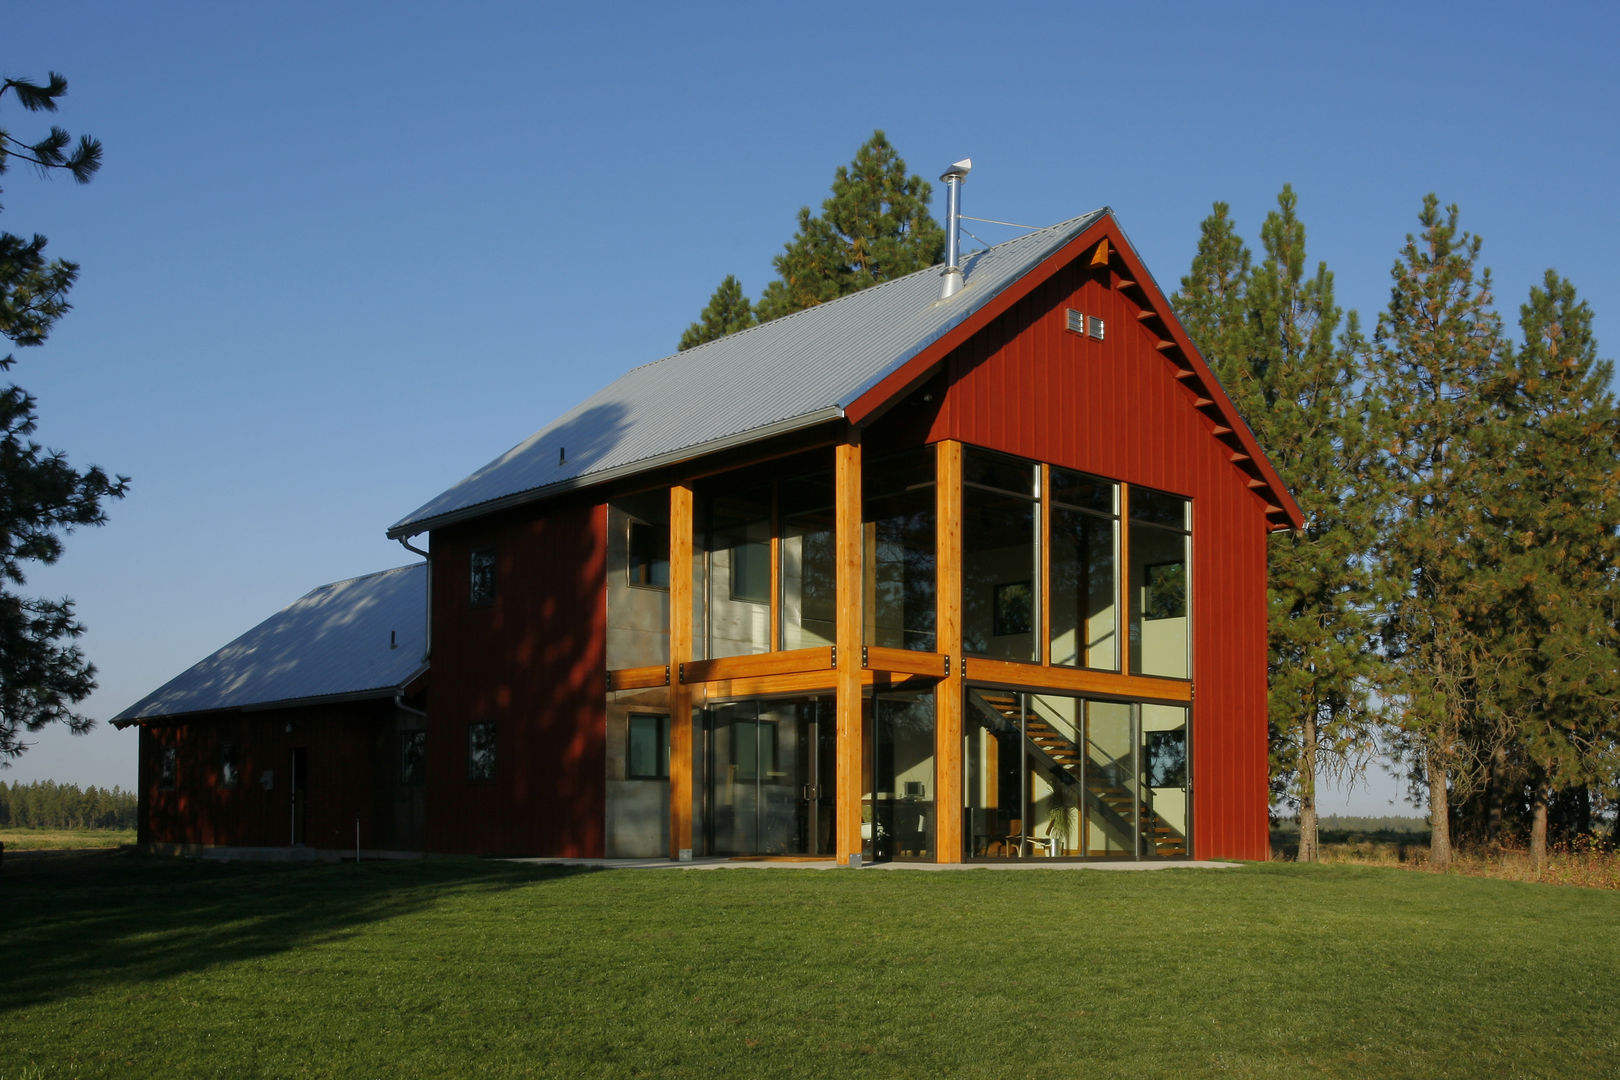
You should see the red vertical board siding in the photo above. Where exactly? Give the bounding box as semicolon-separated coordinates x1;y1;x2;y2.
138;701;404;851
427;501;608;856
929;262;1272;860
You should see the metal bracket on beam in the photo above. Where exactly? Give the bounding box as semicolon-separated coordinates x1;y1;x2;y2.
861;645;868;668
664;665;671;687
830;646;837;669
944;653;952;677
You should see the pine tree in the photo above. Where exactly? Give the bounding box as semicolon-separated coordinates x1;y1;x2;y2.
1369;195;1511;870
1481;271;1620;868
1174;188;1376;861
678;274;756;351
0;73;125;761
754;131;945;323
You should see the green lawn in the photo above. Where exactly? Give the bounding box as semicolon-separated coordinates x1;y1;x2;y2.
2;853;1615;1079
0;827;135;851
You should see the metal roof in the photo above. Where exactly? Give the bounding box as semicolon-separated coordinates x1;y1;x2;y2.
388;209;1111;538
112;563;427;725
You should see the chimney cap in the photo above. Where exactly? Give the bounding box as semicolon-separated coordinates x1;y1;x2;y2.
940;158;972;182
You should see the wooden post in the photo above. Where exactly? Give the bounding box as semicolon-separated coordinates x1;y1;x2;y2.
834;435;863;865
934;440;964;862
668;482;694;859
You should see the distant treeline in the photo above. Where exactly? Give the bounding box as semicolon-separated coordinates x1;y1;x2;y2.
1274;815;1429;835
0;780;138;830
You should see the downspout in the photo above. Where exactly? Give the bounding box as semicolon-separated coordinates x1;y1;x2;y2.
395;534;430;719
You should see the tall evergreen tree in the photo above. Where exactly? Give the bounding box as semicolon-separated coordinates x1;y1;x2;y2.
754;131;944;323
1478;270;1620;867
1368;195;1511;870
0;73;124;762
1174;188;1376;860
678;274;756;351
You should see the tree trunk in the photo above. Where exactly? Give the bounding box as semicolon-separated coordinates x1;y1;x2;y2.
1298;711;1320;862
1530;786;1549;877
1427;758;1452;871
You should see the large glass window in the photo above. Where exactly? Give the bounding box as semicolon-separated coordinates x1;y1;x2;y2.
963;449;1040;661
964;690;1189;859
864;449;936;652
1049;468;1119;670
469;546;496;607
778;470;836;650
696;482;773;658
1129;488;1191;678
607;493;672;669
867;693;936;862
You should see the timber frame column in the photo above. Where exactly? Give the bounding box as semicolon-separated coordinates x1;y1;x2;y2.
834;433;863;865
934;440;964;862
668;482;694;859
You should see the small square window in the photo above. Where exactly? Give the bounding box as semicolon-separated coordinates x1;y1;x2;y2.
400;730;426;786
628;714;670;779
628;520;669;588
467;723;496;782
470;546;496;607
159;745;177;789
220;743;238;789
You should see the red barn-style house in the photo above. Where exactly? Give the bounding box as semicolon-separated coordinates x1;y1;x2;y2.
122;198;1301;863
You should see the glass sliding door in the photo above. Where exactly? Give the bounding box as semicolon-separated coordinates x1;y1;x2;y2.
703;696;834;856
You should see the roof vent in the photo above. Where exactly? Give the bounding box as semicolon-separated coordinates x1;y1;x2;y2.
939;158;971;300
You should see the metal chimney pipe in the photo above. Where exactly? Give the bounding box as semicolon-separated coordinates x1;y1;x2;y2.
939;158;972;299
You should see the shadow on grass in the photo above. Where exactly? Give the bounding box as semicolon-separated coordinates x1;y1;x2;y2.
0;849;591;1014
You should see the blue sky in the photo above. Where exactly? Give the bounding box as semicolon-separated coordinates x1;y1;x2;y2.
4;1;1615;816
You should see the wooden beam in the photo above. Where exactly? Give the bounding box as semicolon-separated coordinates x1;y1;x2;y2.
680;648;834;684
606;664;669;691
698;669;843;700
1174;369;1199;381
834;435;863;866
1156;340;1178;352
934;440;965;863
668;482;694;859
963;656;1193;704
1119;482;1133;677
1090;239;1110;265
862;645;949;679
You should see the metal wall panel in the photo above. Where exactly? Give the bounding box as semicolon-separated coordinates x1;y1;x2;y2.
426;502;608;856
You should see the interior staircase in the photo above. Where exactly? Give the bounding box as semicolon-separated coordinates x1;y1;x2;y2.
970;689;1188;857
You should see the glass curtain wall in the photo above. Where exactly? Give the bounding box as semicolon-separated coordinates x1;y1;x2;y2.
963;449;1040;661
778;470;837;650
866;693;936;862
964;690;1190;859
1128;488;1191;678
1049;468;1119;670
864;449;936;652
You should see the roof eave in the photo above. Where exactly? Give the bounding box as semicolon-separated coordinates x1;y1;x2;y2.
387;407;848;539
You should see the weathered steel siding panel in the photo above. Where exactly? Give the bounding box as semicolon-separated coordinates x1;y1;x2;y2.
427;502;608;856
929;261;1272;861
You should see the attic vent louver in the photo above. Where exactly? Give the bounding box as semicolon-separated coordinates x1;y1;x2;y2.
1066;308;1086;334
1089;316;1105;341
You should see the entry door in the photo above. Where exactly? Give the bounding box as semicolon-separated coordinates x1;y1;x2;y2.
706;699;831;856
290;747;308;846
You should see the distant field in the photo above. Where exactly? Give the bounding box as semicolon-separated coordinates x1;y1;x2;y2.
0;828;135;852
2;852;1616;1079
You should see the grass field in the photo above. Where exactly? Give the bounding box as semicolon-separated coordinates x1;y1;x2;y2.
2;852;1616;1079
0;827;135;852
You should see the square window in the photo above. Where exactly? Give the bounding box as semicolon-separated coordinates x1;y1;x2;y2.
628;520;669;588
400;730;426;786
470;546;496;607
467;723;496;782
220;743;238;789
627;714;670;779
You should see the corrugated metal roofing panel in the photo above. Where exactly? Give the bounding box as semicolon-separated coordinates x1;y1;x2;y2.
112;564;427;724
388;210;1110;537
